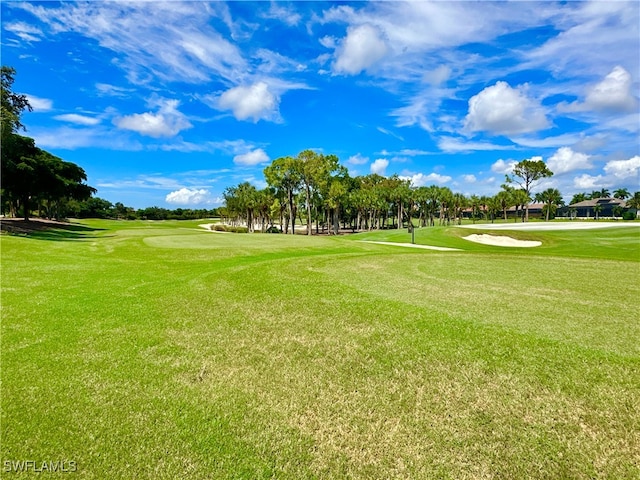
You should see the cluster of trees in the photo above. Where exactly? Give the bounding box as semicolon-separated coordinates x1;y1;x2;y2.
570;188;634;204
66;197;218;220
1;67;96;220
221;150;575;234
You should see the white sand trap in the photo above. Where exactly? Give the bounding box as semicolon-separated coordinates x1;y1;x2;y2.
197;223;230;233
464;234;541;247
358;241;461;251
460;221;640;231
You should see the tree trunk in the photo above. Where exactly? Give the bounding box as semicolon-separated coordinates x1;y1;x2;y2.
22;195;29;221
305;185;312;236
287;189;295;235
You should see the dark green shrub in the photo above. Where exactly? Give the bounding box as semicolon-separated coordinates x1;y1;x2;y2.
622;210;637;221
266;226;281;233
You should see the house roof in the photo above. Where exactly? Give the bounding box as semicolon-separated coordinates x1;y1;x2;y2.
569;198;627;208
506;202;545;212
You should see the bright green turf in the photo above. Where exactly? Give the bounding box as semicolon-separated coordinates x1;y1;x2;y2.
1;220;639;478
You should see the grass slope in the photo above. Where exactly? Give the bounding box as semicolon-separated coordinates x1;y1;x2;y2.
1;220;639;479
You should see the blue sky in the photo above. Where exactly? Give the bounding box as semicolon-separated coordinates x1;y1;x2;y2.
2;1;639;208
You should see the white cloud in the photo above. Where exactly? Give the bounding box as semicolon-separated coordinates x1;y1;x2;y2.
376;127;404;141
571;156;639;190
4;21;43;42
573;174;604;190
562;66;638;114
390;98;433;131
462;175;477;184
30;125;142;151
604;155;640;181
319;36;337;49
491;159;518;175
346;153;369;165
379;149;433;157
333;24;390;75
401;173;452;187
165;188;215;206
233;148;270;166
95;83;133;97
255;49;307;75
438;137;513;153
584;66;637;113
114;99;191;138
215;82;279;123
424;65;451;86
464;81;549;136
546;147;592;175
16;2;247;85
54;113;101;126
370;158;389;175
321;2;543;55
510;133;584;149
25;94;53;112
524;2;639;82
263;2;302;26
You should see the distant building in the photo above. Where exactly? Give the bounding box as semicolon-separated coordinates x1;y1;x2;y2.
506;202;545;218
567;198;627;218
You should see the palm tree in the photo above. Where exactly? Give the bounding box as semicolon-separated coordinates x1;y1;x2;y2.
479;195;491;221
626;192;640;217
469;195;481;224
613;188;630;200
591;188;610;199
590;190;602;199
593;204;602;221
495;190;512;221
451;193;468;225
487;196;501;223
570;192;587;205
535;188;564;221
512;189;530;222
612;205;623;219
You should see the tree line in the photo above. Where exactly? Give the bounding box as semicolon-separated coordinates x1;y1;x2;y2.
221;151;531;234
220;151;639;234
66;197;219;221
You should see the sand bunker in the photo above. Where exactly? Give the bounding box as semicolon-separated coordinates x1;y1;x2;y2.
460;221;639;231
463;234;541;248
195;223;231;234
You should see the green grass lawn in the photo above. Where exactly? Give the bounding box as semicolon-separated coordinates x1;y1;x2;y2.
1;220;639;478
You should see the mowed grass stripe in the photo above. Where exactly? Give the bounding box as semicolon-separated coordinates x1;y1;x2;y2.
1;220;639;479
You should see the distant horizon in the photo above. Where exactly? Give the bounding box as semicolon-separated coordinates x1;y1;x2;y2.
2;1;638;209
